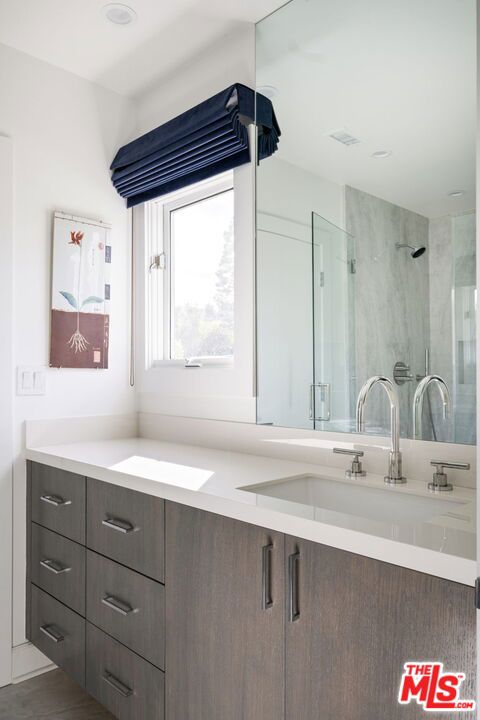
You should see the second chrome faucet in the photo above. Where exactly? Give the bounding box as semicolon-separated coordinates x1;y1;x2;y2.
413;375;450;440
356;376;406;485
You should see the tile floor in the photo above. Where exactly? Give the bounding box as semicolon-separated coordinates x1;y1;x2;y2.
0;669;114;719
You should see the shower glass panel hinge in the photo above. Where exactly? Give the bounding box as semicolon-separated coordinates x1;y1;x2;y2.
149;252;166;271
319;271;325;288
350;259;356;274
309;383;331;421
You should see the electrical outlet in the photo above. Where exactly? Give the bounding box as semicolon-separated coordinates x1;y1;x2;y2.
17;366;47;396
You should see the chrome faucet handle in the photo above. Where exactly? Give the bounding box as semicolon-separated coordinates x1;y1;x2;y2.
428;460;470;493
333;448;366;479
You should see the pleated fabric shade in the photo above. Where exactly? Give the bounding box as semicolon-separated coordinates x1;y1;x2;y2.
110;83;280;207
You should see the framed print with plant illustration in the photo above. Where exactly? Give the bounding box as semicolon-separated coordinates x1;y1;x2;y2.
50;211;111;369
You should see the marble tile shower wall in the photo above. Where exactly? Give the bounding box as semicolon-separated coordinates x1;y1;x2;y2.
429;212;476;444
345;187;476;445
345;186;430;438
428;215;454;442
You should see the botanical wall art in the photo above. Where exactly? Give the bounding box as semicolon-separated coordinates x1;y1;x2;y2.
50;212;111;369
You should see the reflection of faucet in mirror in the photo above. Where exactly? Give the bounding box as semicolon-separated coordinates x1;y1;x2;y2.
356;376;406;485
413;375;451;441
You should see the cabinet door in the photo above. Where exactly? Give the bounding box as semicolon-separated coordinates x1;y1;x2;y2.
166;502;284;720
285;536;475;720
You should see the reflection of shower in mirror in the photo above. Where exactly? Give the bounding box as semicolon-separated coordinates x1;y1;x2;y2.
395;242;427;259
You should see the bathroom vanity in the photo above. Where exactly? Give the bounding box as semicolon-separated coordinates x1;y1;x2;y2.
25;444;475;720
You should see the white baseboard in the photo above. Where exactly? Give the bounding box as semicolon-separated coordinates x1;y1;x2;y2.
11;643;55;684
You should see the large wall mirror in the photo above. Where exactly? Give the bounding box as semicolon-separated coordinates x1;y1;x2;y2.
255;0;476;444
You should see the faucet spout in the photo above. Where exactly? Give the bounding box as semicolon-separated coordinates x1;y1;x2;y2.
413;375;451;440
356;375;406;484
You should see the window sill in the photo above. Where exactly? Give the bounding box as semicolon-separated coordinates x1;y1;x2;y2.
151;357;234;370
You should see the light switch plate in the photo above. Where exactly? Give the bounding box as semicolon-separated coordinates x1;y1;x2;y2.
17;366;47;396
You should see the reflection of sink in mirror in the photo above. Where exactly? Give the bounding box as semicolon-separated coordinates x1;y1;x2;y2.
240;475;468;525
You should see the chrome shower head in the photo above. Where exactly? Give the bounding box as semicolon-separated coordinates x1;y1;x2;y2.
395;243;426;259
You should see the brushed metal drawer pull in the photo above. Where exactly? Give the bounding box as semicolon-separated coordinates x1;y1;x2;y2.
288;551;300;622
102;595;135;616
103;671;133;698
40;624;65;643
102;517;135;534
40;493;72;507
40;558;71;575
262;543;274;610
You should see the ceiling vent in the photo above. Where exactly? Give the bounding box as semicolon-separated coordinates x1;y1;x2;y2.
328;129;361;146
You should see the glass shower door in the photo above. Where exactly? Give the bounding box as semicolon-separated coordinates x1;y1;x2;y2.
312;212;356;431
452;212;476;444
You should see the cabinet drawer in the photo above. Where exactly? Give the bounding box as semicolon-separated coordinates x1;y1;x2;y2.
86;550;165;669
31;462;86;544
30;523;86;616
87;479;164;582
86;622;164;720
29;584;85;687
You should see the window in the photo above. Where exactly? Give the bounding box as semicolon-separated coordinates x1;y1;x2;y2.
147;173;234;366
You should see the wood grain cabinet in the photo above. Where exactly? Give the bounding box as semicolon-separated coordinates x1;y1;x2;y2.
165;502;285;720
30;584;86;688
26;462;476;720
86;623;165;720
86;550;165;670
284;536;476;720
30;524;86;616
165;505;475;720
30;462;86;544
87;478;165;583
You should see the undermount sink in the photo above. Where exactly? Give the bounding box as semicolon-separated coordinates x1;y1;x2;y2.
240;474;468;525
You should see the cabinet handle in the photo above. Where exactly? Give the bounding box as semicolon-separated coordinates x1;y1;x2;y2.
40;624;65;643
262;543;274;610
40;493;71;507
102;516;135;534
40;558;71;575
103;671;133;698
101;595;135;616
288;551;300;622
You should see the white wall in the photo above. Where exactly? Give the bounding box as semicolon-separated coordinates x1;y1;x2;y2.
134;25;257;422
0;43;136;661
135;25;255;135
256;155;345;428
0;137;13;686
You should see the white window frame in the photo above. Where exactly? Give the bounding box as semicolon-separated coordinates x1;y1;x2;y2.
145;171;234;369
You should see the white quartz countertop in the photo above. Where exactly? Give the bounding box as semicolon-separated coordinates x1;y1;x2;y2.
26;437;476;586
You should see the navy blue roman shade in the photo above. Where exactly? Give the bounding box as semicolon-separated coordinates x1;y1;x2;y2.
110;83;280;207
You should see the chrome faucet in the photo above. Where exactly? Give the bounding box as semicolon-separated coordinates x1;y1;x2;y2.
413;375;450;440
356;376;406;484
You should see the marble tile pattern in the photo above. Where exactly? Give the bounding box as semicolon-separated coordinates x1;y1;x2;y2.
428;212;476;444
0;669;114;719
427;215;454;442
452;212;476;444
345;186;430;438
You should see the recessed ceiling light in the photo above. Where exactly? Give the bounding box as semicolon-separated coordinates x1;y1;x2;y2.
371;150;392;159
448;190;465;198
103;3;137;25
257;85;278;99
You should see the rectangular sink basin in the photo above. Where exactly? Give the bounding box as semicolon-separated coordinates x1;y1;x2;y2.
241;474;468;525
